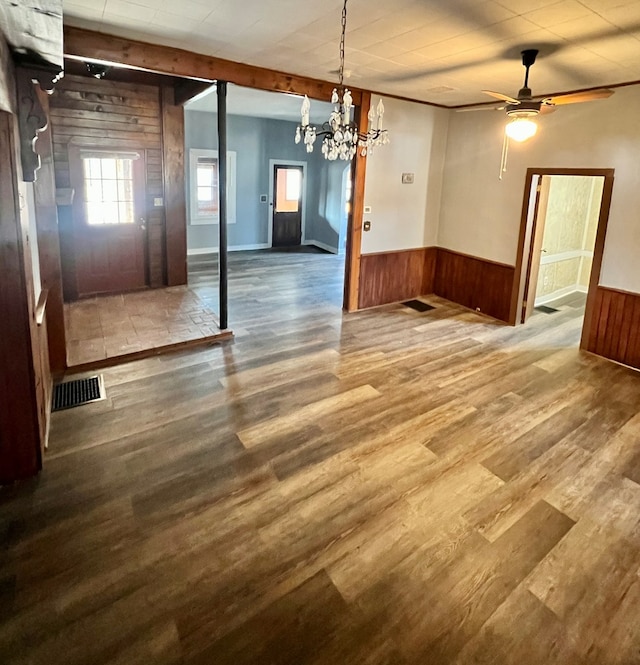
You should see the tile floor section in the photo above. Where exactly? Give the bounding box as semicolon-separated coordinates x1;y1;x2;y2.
65;286;222;367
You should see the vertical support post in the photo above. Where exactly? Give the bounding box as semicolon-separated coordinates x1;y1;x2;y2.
343;91;370;312
217;81;228;329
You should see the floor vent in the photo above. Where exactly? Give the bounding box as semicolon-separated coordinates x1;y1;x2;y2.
535;305;559;314
403;300;435;312
52;376;105;411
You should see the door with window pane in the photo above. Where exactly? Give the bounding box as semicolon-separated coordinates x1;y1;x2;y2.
68;147;147;296
272;165;303;247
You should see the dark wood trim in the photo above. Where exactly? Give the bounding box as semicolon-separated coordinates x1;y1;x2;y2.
14;67;48;182
511;168;615;342
63;26;362;105
344;93;370;312
65;330;233;374
0;109;43;482
33;86;66;372
437;246;515;270
161;85;188;287
581;173;614;349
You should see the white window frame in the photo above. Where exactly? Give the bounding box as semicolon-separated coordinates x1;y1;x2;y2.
189;148;237;225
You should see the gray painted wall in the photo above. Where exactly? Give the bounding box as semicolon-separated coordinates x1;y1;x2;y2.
185;109;346;252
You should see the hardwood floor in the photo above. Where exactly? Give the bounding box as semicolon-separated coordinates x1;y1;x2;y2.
2;248;640;665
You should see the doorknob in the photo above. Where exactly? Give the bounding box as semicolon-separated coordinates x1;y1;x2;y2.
139;217;146;231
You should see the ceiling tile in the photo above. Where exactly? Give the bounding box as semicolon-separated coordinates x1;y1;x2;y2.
524;0;594;28
62;0;640;106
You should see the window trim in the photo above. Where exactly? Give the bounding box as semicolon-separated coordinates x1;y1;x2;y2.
188;149;237;225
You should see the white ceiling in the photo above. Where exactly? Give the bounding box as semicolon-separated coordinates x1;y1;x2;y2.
62;0;640;106
186;84;337;123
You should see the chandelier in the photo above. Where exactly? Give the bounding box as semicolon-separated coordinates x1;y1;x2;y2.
294;0;389;161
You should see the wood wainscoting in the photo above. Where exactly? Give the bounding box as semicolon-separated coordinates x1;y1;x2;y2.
358;246;513;322
434;249;515;323
585;286;640;370
358;247;437;309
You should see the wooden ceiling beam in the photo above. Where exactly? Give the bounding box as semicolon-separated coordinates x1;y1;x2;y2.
174;79;214;106
63;26;361;105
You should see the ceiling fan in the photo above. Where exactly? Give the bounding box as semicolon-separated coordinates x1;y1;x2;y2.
461;48;614;141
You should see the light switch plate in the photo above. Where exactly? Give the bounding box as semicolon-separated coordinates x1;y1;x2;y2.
402;173;415;184
154;197;164;207
364;205;372;213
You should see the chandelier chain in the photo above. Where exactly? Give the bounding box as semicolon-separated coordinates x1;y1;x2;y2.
338;0;347;88
294;0;389;160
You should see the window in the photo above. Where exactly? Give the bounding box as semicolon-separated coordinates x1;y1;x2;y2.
189;149;237;225
285;169;301;201
82;156;136;225
196;158;219;217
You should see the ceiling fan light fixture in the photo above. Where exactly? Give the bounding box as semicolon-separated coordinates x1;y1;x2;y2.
505;117;538;142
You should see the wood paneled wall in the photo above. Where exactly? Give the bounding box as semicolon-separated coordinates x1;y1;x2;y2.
358;248;437;309
585;286;640;370
358;246;513;322
434;249;515;323
0;107;49;483
33;86;66;373
49;73;183;296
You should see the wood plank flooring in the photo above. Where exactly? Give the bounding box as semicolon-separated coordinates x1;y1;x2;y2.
2;248;640;665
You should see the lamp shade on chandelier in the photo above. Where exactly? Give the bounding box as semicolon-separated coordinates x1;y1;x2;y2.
294;0;389;161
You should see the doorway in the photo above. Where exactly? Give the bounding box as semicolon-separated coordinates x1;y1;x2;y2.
67;146;148;297
269;161;306;247
515;168;614;347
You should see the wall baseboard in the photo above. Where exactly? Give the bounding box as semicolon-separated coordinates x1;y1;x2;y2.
304;239;338;254
187;243;270;256
535;284;588;306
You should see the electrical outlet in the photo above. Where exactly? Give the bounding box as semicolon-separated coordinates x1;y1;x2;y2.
402;173;415;184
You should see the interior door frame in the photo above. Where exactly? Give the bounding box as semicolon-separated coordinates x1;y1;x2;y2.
268;159;307;248
510;167;615;350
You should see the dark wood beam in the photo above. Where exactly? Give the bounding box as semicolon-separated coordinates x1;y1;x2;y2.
63;26;363;105
174;79;214;106
161;85;188;287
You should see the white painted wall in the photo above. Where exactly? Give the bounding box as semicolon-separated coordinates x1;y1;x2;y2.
361;96;449;254
438;84;640;293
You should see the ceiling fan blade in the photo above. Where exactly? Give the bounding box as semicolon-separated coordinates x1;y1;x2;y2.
544;89;614;106
455;105;505;112
539;104;557;115
482;90;520;104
